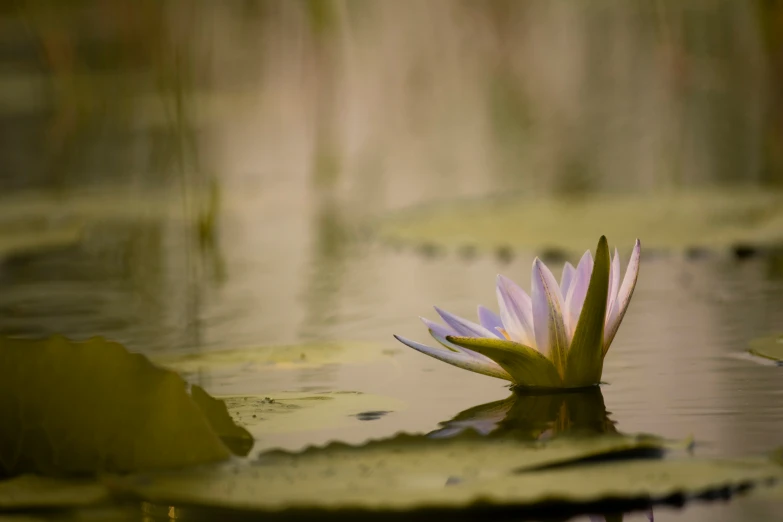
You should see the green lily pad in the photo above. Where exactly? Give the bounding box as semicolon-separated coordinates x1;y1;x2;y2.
374;188;783;254
0;335;246;476
152;341;389;374
748;336;783;364
0;475;110;511
223;391;406;451
118;433;782;512
0;189;202;225
191;386;254;457
0;226;83;257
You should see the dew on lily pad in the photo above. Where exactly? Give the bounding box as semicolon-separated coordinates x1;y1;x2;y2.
374;188;783;254
117;433;783;513
0;335;249;476
748;336;783;365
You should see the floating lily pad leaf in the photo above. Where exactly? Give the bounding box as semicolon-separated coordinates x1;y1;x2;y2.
375;189;783;254
0;226;83;257
0;189;206;225
119;434;782;513
190;386;254;457
0;335;235;476
0;475;109;511
153;341;388;374
223;392;406;452
748;336;783;365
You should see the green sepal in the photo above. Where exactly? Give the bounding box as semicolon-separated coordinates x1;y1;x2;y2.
565;236;610;387
446;336;562;388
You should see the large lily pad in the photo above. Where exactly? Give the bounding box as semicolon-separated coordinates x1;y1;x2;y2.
748;336;783;365
0;225;83;257
0;475;110;511
374;188;783;254
0;189;203;225
152;341;389;374
119;433;783;512
223;391;406;452
0;335;246;476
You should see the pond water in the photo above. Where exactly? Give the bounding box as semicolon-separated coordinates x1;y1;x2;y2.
1;166;782;520
2;2;783;518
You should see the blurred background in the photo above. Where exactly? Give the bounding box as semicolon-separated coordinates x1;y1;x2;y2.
2;0;783;343
3;2;783;519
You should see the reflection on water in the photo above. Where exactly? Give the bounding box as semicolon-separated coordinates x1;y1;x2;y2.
2;2;783;521
429;388;617;441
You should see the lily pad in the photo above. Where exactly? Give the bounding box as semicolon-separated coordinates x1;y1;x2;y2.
0;226;83;257
152;341;389;374
374;188;783;254
748;336;783;365
0;475;110;511
0;335;244;476
190;386;254;457
0;189;203;225
118;433;783;513
223;391;406;451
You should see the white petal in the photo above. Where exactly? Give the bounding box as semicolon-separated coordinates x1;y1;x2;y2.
531;258;568;362
604;239;641;349
560;262;576;299
419;318;459;349
434;306;496;338
393;335;513;381
495;275;535;346
421;317;497;363
564;250;594;339
606;247;621;318
477;306;504;338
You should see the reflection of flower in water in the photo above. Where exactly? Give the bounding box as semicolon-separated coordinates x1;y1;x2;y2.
430;388;654;521
428;387;616;440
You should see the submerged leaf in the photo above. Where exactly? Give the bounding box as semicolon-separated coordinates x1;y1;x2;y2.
117;434;782;513
748;336;783;364
446;336;562;388
565;236;610;387
0;336;234;476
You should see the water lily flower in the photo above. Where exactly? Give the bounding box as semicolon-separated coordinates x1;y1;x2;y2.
393;236;641;389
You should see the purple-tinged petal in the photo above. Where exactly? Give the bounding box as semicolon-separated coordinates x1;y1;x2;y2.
531;258;569;377
419;318;459;350
495;275;535;346
477;306;504;338
421;317;499;364
560;262;576;299
606;247;621;317
565;250;594;340
434;306;496;338
393;335;513;381
603;239;641;352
